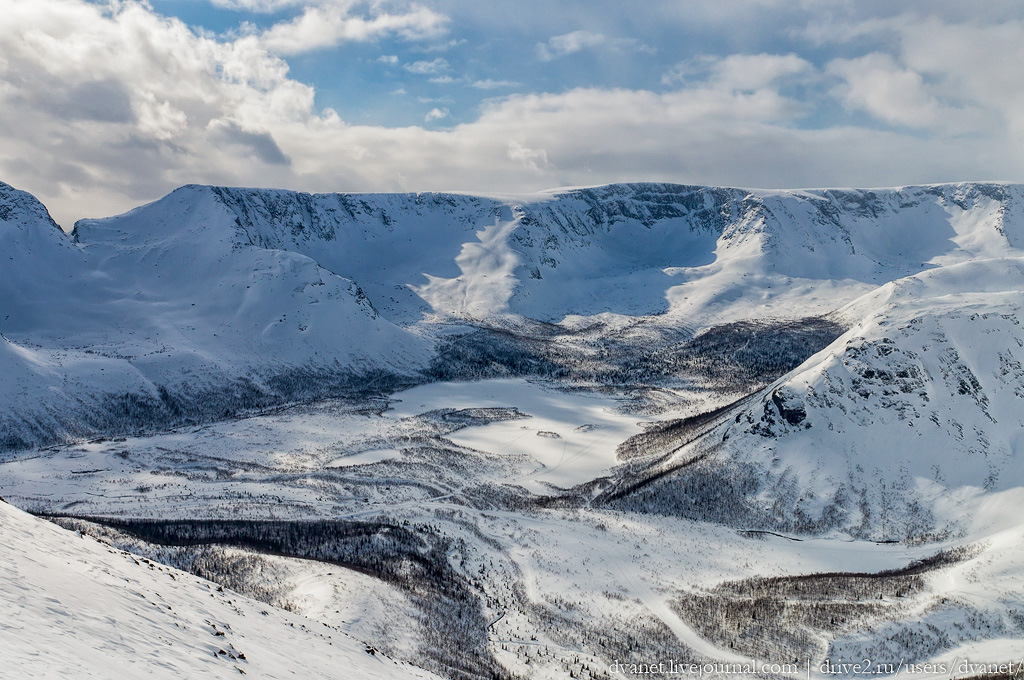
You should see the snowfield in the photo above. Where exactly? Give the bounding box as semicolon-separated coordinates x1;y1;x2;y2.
0;498;441;680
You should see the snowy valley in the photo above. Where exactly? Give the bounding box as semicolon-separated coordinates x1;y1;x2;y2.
1;179;1023;679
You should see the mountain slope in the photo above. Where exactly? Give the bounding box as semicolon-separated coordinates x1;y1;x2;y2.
0;498;440;680
205;182;1024;325
0;184;432;450
0;181;83;331
2;180;1024;451
607;256;1024;540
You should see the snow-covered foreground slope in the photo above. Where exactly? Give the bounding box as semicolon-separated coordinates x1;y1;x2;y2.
0;498;440;680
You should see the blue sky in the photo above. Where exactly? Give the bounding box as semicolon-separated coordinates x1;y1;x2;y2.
147;0;857;127
1;0;1024;226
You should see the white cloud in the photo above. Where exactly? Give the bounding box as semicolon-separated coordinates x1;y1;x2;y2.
818;16;1011;134
536;30;606;62
424;107;448;122
507;140;550;172
404;57;449;74
134;93;189;140
0;0;312;223
416;38;466;53
1;0;1023;231
377;54;399;64
898;17;1024;138
664;53;813;91
535;30;652;62
471;78;521;90
210;0;307;11
710;53;812;91
259;4;447;54
827;53;943;130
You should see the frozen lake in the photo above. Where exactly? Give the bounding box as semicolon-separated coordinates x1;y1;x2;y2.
386;378;648;491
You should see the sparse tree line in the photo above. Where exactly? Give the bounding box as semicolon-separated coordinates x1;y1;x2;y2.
2;310;844;456
49;515;520;680
673;546;974;662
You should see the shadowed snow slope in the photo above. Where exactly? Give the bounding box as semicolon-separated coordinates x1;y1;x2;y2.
626;257;1024;540
202;182;1024;324
0;499;440;680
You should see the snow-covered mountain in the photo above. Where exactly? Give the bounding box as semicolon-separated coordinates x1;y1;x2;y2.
4;179;1024;678
0;182;433;449
3;180;1024;452
607;255;1024;541
197;182;1024;325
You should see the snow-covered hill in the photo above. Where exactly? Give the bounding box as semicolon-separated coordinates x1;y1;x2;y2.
608;255;1024;540
0;497;440;679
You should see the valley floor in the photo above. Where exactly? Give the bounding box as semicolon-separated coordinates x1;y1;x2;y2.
3;378;1022;679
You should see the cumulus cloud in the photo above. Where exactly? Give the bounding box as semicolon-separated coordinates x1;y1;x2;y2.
898;16;1024;137
207;119;291;165
0;0;310;222
818;16;1009;135
827;53;942;130
507;140;550;172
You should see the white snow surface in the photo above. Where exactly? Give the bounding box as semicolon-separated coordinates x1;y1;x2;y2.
0;498;440;680
3;180;1024;449
695;256;1024;538
4;179;1024;677
386;378;646;491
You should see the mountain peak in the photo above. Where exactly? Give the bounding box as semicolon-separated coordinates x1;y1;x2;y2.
0;181;65;236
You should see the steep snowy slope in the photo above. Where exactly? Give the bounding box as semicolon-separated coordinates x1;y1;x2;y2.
0;183;172;448
610;256;1024;540
68;185;431;377
0;184;432;450
204;182;1024;324
0;182;83;330
0;498;440;680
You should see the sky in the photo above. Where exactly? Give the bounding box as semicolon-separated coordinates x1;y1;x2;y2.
2;0;1024;228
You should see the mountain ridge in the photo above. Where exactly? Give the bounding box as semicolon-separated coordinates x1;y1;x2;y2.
2;179;1023;455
